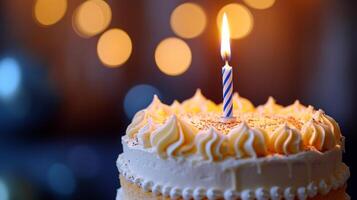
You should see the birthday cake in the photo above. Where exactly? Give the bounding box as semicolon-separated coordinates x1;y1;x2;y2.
116;90;349;200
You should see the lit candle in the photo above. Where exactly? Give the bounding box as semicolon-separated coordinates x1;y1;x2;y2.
221;13;234;120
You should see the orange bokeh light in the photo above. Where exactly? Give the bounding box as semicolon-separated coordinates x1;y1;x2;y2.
170;3;207;39
34;0;67;26
155;37;192;76
72;0;112;38
244;0;276;10
97;29;132;68
217;3;254;39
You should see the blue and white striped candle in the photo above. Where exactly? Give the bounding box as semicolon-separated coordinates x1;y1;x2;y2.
222;64;233;118
221;13;234;119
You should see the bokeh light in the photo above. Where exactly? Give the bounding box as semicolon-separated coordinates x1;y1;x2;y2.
155;37;192;76
170;3;207;39
217;3;254;39
68;145;100;178
124;84;161;118
34;0;67;26
47;163;76;195
97;28;132;67
243;0;276;10
0;57;21;100
0;179;9;200
72;0;112;38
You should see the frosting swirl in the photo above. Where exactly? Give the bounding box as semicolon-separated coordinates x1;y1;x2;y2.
126;109;147;138
298;105;315;123
181;89;219;113
195;128;228;161
269;124;302;155
126;95;171;138
232;92;255;113
146;95;172;124
170;100;182;114
150;115;197;159
257;97;283;114
137;119;156;148
313;109;342;143
281;100;306;113
301;120;336;151
227;122;268;158
125;91;343;161
279;100;314;122
175;117;199;155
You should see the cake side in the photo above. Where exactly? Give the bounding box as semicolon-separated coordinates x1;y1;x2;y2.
119;176;349;200
118;141;349;200
118;90;349;200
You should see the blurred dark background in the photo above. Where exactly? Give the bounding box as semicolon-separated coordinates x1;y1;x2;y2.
0;0;356;199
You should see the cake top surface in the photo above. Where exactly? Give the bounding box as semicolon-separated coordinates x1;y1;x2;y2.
125;89;343;162
179;112;303;134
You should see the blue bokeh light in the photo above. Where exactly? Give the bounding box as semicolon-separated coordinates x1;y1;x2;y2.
124;84;161;118
0;57;21;100
47;163;76;196
0;179;9;200
68;145;100;178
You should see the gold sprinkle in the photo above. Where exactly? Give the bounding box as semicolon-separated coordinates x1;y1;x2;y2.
180;112;304;134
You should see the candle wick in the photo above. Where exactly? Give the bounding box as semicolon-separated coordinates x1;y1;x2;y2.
225;60;229;66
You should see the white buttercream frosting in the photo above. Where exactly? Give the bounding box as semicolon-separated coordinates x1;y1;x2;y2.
269;124;302;155
283;187;295;200
193;188;206;200
227;122;268;158
126;109;147;138
118;138;349;200
313;109;342;143
119;91;349;200
307;182;318;198
195;128;227;161
297;187;307;200
270;186;283;200
224;190;240;200
255;188;269;200
137;119;155;148
182;188;193;200
301;120;336;151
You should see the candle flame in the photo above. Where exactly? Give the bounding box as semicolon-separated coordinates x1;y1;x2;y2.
220;13;231;62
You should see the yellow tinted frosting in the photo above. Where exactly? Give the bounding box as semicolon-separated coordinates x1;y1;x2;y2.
126;95;171;138
280;100;306;115
195;128;228;161
150;115;198;159
257;97;283;114
181;89;219;113
313;110;342;143
298;105;315;123
137;119;156;148
125;92;343;161
175;117;199;155
232;93;255;113
227;122;268;158
280;101;317;124
126;109;147;138
269;124;303;155
146;95;172;124
301;120;336;151
170;100;182;114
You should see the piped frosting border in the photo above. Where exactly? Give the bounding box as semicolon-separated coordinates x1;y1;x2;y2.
117;151;349;200
125;90;343;162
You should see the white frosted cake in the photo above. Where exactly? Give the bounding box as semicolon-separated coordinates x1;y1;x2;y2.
116;90;349;200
